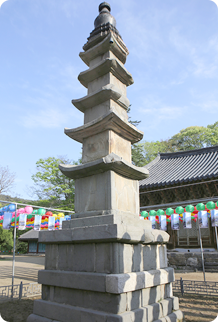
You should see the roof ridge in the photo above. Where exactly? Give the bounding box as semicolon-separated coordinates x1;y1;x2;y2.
159;145;218;159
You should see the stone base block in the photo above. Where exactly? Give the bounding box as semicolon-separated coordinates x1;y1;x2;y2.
28;299;183;322
39;223;169;245
43;242;168;273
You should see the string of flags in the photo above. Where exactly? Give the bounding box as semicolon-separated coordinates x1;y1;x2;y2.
140;201;218;231
0;204;71;231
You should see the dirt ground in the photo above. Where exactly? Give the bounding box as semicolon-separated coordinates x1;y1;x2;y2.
0;255;45;287
175;293;218;322
175;271;218;282
0;296;40;322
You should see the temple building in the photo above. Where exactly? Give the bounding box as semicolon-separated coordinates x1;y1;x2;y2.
139;145;218;248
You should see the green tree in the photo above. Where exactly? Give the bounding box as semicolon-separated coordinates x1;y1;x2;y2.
169;126;208;151
31;156;75;210
169;122;218;151
206;121;218;146
132;143;145;167
0;227;13;252
132;140;173;166
132;121;218;166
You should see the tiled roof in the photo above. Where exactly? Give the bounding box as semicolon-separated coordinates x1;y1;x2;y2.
18;229;39;241
139;146;218;190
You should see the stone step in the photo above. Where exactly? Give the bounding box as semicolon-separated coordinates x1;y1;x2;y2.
205;268;218;272
27;297;182;322
204;262;218;266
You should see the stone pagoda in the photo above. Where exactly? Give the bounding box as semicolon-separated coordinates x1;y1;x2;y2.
27;3;183;322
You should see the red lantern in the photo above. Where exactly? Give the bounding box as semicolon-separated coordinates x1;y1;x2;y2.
46;211;53;216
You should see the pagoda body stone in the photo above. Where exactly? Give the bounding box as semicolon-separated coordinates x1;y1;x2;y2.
27;3;184;322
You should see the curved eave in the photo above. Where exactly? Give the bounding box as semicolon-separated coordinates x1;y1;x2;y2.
64;110;143;144
79;33;128;66
78;58;134;88
71;85;129;112
59;153;149;181
140;148;218;190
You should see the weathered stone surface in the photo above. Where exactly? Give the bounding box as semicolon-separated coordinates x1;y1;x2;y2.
44;242;167;274
64;211;145;228
39;268;174;294
42;286;127;314
39;223;169;245
106;268;174;294
80;33;128;66
72;84;129;112
82;131;132;163
167;251;218;271
64;110;143;145
186;257;198;267
72;170;142;214
31;297;182;322
39;270;106;292
27;315;53;322
78;58;133;89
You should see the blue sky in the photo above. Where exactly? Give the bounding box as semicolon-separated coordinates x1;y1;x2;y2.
0;0;218;199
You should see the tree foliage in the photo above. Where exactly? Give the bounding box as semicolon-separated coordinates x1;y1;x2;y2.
31;156;75;210
0;227;13;252
133;121;218;166
169;123;218;151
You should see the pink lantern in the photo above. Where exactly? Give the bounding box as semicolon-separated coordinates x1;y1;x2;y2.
25;206;33;214
17;208;25;214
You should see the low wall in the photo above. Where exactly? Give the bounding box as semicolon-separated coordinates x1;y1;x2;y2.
167;251;218;272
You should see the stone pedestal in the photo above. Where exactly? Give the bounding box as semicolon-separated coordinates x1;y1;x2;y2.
27;3;183;321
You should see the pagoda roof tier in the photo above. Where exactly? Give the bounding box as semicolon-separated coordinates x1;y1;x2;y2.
64;110;143;144
78;58;133;88
79;33;128;66
72;84;129;112
59;152;149;180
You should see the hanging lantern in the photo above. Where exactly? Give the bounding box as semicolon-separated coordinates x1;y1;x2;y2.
149;210;156;216
196;203;205;211
141;211;148;218
166;208;174;216
206;201;215;210
185;205;194;213
176;206;184;214
156;209;165;216
38;208;46;215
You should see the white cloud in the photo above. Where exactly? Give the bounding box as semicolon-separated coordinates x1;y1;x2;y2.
169;27;218;79
21;107;70;129
140;106;183;120
138;96;185;126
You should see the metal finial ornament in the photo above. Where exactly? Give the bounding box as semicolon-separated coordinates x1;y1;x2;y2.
84;2;123;50
94;2;116;28
99;2;111;12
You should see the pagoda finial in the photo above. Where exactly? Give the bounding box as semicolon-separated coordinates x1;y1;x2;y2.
94;2;116;28
99;2;111;12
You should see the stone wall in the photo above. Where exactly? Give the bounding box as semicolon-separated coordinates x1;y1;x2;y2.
167;251;218;272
